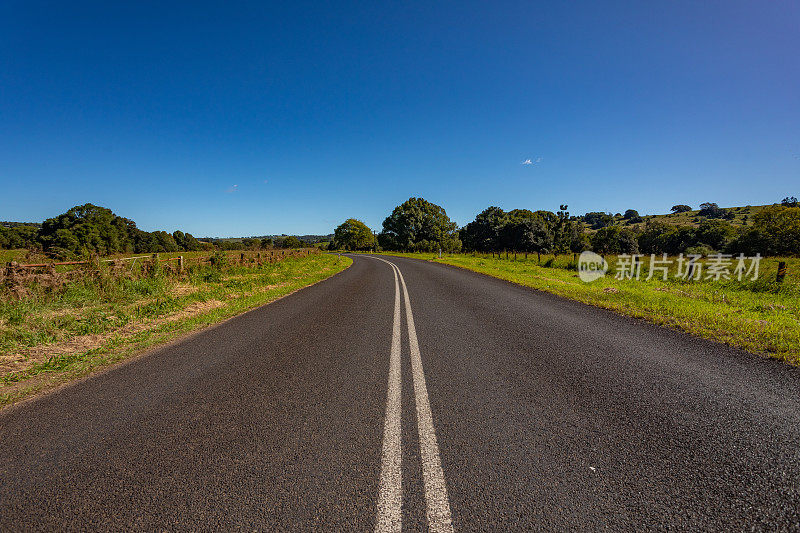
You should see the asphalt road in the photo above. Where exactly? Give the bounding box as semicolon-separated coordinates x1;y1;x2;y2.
2;254;800;531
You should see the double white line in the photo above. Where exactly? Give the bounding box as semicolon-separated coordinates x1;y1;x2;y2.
369;256;454;533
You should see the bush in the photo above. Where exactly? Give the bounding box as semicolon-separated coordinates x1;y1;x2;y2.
210;250;229;268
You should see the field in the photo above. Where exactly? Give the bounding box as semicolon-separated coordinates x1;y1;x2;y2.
0;251;352;406
371;252;800;365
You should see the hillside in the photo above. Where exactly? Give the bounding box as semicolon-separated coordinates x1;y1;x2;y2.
588;203;774;232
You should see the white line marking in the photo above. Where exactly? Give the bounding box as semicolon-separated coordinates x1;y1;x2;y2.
395;265;454;533
375;264;403;533
366;256;454;533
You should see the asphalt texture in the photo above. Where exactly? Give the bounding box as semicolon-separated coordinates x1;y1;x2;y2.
1;254;799;531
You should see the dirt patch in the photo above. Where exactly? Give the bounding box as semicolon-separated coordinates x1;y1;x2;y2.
166;299;224;321
171;283;199;297
41;307;84;320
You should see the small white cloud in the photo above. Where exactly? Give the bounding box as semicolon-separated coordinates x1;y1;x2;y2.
522;157;542;165
522;159;533;165
226;184;239;193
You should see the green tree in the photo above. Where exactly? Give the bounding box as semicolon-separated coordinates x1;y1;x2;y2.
695;219;735;251
591;226;639;254
182;233;202;251
282;236;303;248
39;204;134;257
241;238;260;250
670;204;692;213
565;220;589;254
151;231;179;252
506;218;553;261
0;225;39;249
333;218;375;251
460;206;508;253
698;202;724;218
737;205;800;255
584;212;614;229
378;197;461;252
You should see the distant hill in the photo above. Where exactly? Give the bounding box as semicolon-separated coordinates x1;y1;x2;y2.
584;204;773;232
1;221;42;229
641;204;766;227
203;234;334;244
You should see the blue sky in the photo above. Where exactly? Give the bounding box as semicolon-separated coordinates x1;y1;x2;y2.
1;1;798;236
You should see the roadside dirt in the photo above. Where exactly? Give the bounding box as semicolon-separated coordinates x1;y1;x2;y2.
0;299;225;378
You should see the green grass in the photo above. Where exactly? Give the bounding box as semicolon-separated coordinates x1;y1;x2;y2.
0;253;352;406
369;252;800;365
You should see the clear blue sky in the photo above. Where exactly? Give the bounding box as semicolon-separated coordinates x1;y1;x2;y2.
1;1;798;237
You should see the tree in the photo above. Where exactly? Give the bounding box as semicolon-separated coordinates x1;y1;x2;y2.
590;226;639;254
584;212;614;229
738;205;800;255
333;219;375;251
566;221;589;254
698;202;724;219
0;225;39;249
553;205;572;253
172;230;201;251
781;196;799;208
506;218;553;261
694;219;735;251
502;209;557;257
241;238;260;250
671;205;692;213
261;238;273;249
39;203;134;257
151;231;179;252
460;206;508;253
182;233;202;251
378;197;461;252
281;236;303;248
637;221;677;254
623;209;639;220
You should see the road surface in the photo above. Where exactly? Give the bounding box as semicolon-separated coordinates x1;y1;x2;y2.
2;255;799;531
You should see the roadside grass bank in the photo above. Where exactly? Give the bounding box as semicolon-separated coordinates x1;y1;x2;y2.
366;252;800;365
0;253;351;407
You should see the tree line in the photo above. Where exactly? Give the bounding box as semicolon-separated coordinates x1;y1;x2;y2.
0;204;314;259
0;204;209;258
331;197;800;256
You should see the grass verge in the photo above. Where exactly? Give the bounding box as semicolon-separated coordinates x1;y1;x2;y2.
0;253;351;407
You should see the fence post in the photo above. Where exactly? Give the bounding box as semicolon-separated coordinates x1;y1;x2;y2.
178;255;184;273
6;262;16;284
777;261;787;283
